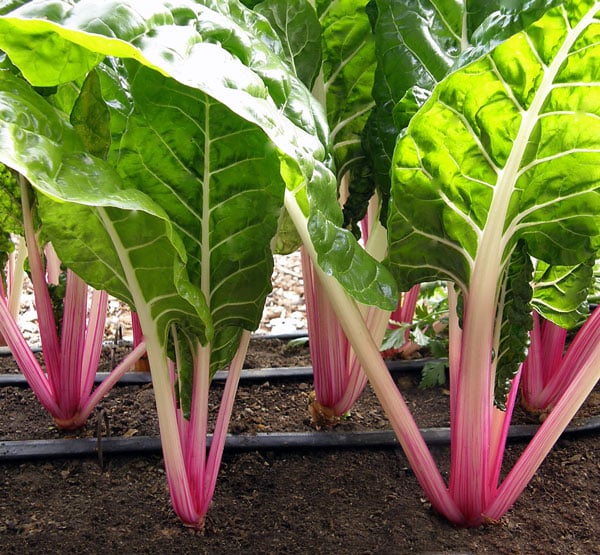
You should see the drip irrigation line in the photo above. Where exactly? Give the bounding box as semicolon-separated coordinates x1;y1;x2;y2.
1;415;599;462
0;358;432;388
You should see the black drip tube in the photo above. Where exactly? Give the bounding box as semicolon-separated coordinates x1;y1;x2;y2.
1;415;599;462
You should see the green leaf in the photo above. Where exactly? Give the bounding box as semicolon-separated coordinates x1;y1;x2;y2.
387;2;600;374
364;0;467;219
531;258;594;329
364;0;565;225
0;68;213;354
389;2;600;287
0;163;21;239
115;60;286;374
494;241;533;409
70;69;110;159
419;360;448;390
253;0;322;89
316;0;377;233
0;0;397;313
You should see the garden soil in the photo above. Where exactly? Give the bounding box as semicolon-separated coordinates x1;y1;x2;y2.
0;338;599;555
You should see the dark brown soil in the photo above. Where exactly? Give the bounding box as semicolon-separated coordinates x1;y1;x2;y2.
0;338;599;554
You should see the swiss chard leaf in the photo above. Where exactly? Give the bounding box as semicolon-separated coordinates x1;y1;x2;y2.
494;241;533;409
387;2;600;379
252;0;322;89
0;0;399;368
531;258;594;329
0;68;212;352
364;0;467;222
316;0;377;233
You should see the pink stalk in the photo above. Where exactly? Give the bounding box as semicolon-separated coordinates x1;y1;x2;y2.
485;306;600;520
131;311;150;371
520;313;569;411
58;269;87;416
331;303;385;415
384;284;422;357
286;190;462;521
68;341;148;428
448;288;493;525
6;236;26;319
186;338;210;508
79;288;109;399
322;270;463;522
390;284;420;326
0;242;23;347
44;243;61;285
0;292;60;415
132;310;143;347
302;246;347;407
203;330;250;511
488;369;522;495
301;246;389;419
20;178;61;392
7;177;147;428
158;330;251;529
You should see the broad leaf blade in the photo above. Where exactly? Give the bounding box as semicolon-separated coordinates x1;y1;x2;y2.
365;0;565;224
317;0;375;175
364;0;467;218
531;259;594;329
388;2;600;351
115;60;286;374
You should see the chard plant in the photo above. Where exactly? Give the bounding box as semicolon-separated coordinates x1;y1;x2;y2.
254;0;407;424
0;0;396;529
0;170;146;429
1;0;597;533
383;0;600;525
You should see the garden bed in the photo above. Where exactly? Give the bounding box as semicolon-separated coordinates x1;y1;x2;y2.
0;337;599;554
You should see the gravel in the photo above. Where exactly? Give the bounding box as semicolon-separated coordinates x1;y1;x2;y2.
14;251;307;346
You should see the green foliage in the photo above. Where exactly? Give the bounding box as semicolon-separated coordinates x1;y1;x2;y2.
253;0;322;89
419;360;448;390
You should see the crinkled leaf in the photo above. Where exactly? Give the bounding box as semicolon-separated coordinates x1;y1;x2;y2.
0;163;21;238
115;60;286;377
0;0;397;313
70;68;110;159
494;241;533;409
0;68;213;355
316;0;376;233
365;0;564;225
531;258;594;329
0;163;20;270
364;0;467;220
